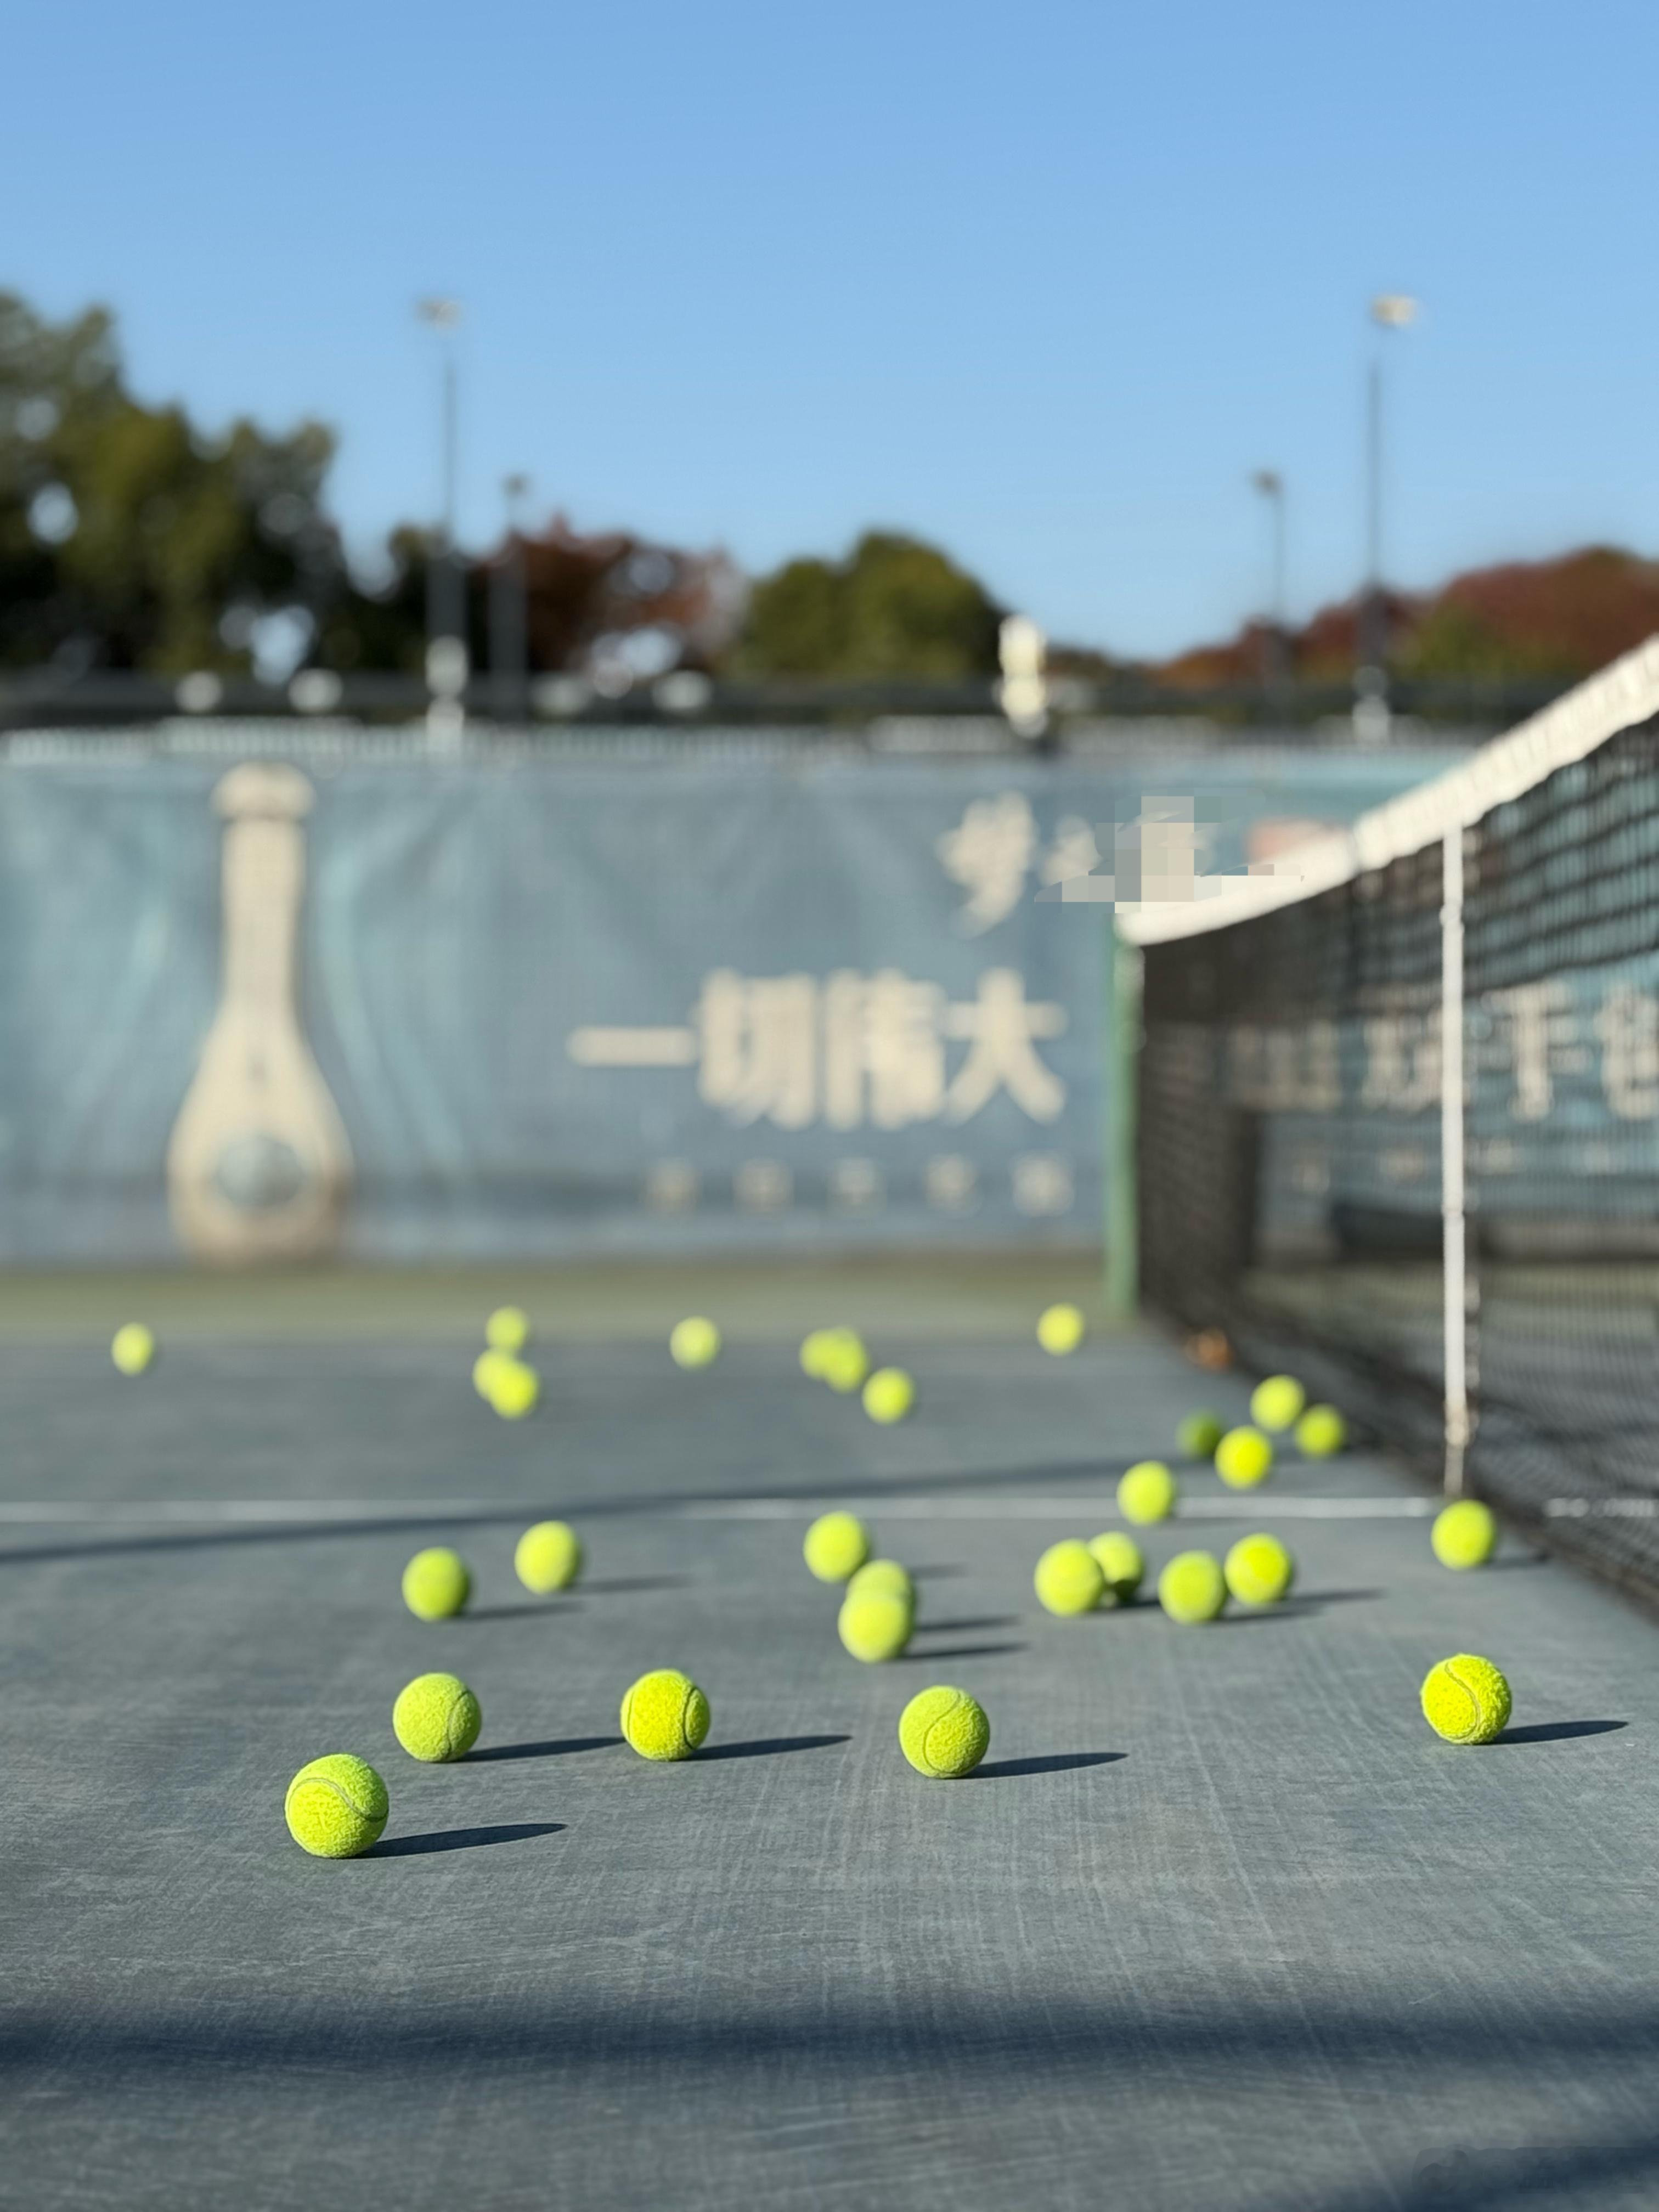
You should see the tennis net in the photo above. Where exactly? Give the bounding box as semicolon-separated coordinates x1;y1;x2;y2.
1122;640;1659;1601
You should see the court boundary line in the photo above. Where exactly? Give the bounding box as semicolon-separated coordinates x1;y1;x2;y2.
0;1493;1450;1525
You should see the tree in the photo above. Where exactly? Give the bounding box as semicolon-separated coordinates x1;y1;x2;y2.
732;531;1003;679
0;291;344;675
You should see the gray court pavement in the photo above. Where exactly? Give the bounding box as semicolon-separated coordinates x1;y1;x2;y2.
1;1329;1656;2210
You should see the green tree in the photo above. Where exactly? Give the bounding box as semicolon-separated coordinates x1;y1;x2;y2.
0;291;343;674
732;530;1002;679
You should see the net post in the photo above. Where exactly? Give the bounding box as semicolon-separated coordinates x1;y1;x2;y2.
1441;826;1470;1497
1105;923;1142;1322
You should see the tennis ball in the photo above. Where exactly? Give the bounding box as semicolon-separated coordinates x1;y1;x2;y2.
402;1547;470;1620
862;1367;915;1424
1431;1499;1498;1570
1421;1653;1511;1745
1118;1460;1177;1525
1158;1550;1227;1623
393;1672;482;1763
1087;1530;1144;1605
838;1589;913;1661
489;1358;540;1419
804;1511;871;1582
670;1315;721;1369
284;1753;388;1859
1036;1302;1085;1355
800;1328;835;1378
849;1558;915;1608
111;1323;155;1376
472;1348;512;1400
515;1520;582;1593
1224;1532;1295;1606
822;1332;870;1393
1215;1425;1273;1488
1250;1374;1306;1432
1034;1538;1105;1616
1295;1403;1347;1458
620;1668;710;1760
1176;1410;1223;1459
899;1685;990;1779
486;1305;529;1353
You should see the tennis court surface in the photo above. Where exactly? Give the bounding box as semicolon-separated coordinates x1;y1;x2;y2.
3;1279;1657;2211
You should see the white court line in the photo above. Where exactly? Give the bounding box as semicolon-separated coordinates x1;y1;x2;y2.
679;1496;1442;1520
0;1493;1446;1526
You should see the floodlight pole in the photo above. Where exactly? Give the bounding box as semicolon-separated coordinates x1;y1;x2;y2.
1359;295;1418;724
1250;470;1287;690
416;297;466;738
493;473;531;723
1441;824;1469;1496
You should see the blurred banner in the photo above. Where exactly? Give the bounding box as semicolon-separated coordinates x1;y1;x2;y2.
0;738;1459;1263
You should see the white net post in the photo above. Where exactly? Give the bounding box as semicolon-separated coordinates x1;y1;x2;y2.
1441;826;1470;1496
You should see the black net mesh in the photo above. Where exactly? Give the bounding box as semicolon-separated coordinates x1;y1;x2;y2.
1137;714;1659;1595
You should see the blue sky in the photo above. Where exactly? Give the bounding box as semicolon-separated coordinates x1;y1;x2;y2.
8;1;1656;655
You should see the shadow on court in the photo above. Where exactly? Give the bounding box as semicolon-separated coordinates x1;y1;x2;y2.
1496;1719;1627;1745
696;1735;850;1761
466;1736;623;1763
913;1615;1019;1634
465;1602;583;1621
975;1753;1124;1778
1225;1590;1384;1624
581;1575;692;1595
897;1641;1025;1661
369;1822;563;1858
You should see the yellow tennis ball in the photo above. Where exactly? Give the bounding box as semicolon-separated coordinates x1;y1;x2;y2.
1034;1538;1105;1616
486;1305;529;1353
1431;1499;1497;1570
1118;1460;1177;1525
1421;1653;1511;1745
1224;1532;1295;1606
821;1332;870;1393
1215;1426;1273;1488
1250;1375;1306;1432
899;1685;990;1779
669;1315;721;1369
1176;1410;1223;1459
620;1668;710;1761
1158;1550;1227;1623
402;1547;470;1621
393;1672;482;1763
284;1753;388;1858
1295;1403;1347;1458
849;1558;914;1608
515;1520;582;1593
111;1323;155;1376
800;1329;835;1377
472;1348;512;1400
803;1511;871;1582
489;1358;540;1419
1087;1530;1144;1605
862;1367;915;1423
838;1590;913;1661
1036;1302;1085;1355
